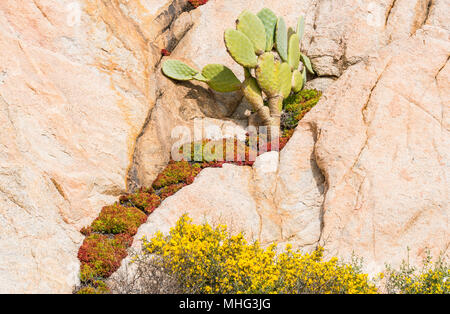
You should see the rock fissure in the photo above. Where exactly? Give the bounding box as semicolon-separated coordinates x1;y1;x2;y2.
385;0;398;27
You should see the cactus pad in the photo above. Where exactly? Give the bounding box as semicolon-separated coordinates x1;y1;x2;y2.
297;16;305;42
162;60;198;81
288;33;300;71
301;53;314;74
242;77;264;109
292;69;303;92
275;17;288;62
236;10;266;55
201;64;241;92
224;29;258;68
255;53;280;97
279;62;292;99
302;66;307;85
257;8;278;51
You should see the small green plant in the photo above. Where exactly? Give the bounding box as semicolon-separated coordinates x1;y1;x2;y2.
152;160;202;189
78;233;131;278
76;280;110;294
90;204;147;235
162;9;314;131
281;89;322;129
120;189;162;214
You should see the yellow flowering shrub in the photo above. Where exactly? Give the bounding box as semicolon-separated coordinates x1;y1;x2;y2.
384;250;449;294
141;215;378;294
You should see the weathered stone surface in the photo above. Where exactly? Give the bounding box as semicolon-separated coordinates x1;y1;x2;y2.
0;0;190;293
1;0;449;293
131;0;450;187
310;26;449;273
304;77;336;92
126;152;283;251
123;21;449;276
302;0;447;77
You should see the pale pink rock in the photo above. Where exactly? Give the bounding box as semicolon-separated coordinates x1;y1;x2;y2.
0;0;190;293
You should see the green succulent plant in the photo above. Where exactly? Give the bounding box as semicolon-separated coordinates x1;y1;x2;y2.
162;9;314;130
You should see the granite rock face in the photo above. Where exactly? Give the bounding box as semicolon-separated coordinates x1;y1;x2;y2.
123;1;449;275
1;0;449;293
130;0;450;186
0;0;191;293
128;0;315;187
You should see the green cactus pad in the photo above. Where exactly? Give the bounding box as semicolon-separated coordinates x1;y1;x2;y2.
242;77;264;109
292;69;303;92
275;17;288;62
279;62;292;99
255;53;280;97
257;8;278;51
301;53;314;74
288;33;301;71
162;60;199;81
274;60;281;84
297;16;305;42
201;64;241;92
224;29;258;68
302;66;307;85
236;10;266;55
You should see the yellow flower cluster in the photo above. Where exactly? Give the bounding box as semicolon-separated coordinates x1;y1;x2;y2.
142;215;378;294
385;256;449;294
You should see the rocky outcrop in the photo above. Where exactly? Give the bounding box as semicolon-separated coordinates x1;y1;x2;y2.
312;26;449;272
128;0;314;187
129;0;450;187
122;1;449;275
302;0;446;78
0;0;192;293
1;0;448;293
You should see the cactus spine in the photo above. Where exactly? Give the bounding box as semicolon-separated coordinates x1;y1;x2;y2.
161;9;313;131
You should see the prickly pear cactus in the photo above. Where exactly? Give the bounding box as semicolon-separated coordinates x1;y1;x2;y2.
256;53;280;97
161;8;314;130
301;53;315;74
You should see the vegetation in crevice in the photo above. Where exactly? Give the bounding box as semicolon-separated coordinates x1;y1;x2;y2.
281;89;322;129
74;88;319;294
71;3;449;294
